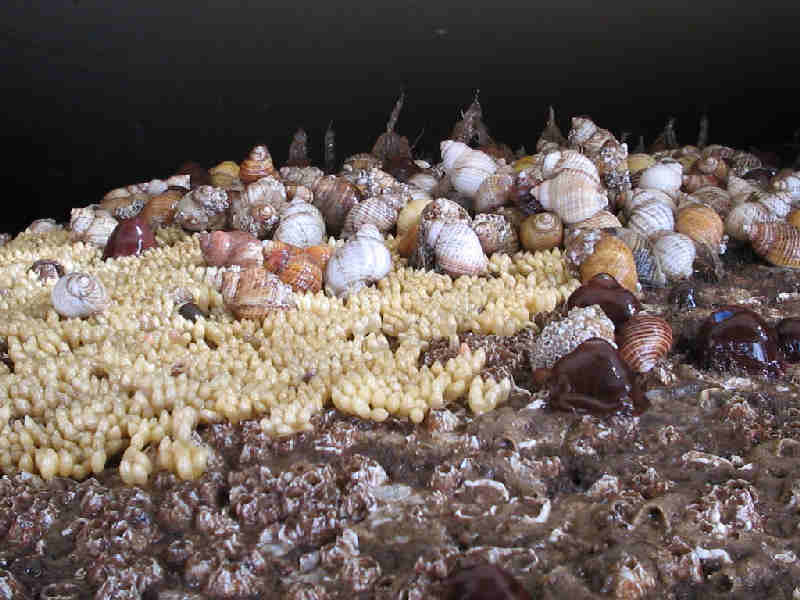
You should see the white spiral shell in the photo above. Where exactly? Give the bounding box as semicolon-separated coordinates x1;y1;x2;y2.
51;272;110;318
532;168;608;224
627;199;675;239
70;205;119;248
651;232;695;281
440;140;498;197
274;197;326;248
434;221;489;277
324;224;392;298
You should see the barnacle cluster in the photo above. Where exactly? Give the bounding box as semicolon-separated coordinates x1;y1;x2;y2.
0;225;577;484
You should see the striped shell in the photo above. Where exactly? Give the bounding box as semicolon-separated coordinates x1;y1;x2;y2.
471;212;519;256
651;232;695;280
341;194;402;239
675;203;724;252
274;198;326;248
51;272;110;319
753;190;793;218
440;140;498;197
532;168;608;224
747;221;800;268
618;315;673;373
70;206;119;248
312;175;362;235
239;145;277;184
434;221;488;277
579;235;638;294
277;254;323;294
689;186;732;218
627;199;675;239
474;170;513;213
569;209;622;231
222;267;295;320
624;187;677;215
725;202;778;241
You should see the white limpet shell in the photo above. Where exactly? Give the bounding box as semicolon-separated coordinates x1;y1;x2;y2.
52;272;110;318
324;224;392;298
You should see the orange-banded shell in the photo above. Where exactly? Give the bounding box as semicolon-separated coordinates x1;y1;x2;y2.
140;189;182;228
304;244;334;272
747;221;800;268
520;212;563;252
277;254;323;294
618;314;673;373
312;175;362;235
222;267;295;320
239;145;277;184
263;240;303;273
675;203;724;251
579;235;638;294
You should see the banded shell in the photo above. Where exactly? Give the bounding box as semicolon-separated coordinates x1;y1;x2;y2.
725;202;778;241
324;224;392;298
440;140;498;197
618;314;673;373
638;159;683;196
627;199;675;239
274;198;326;248
471;212;519;256
569;209;623;232
532;168;608;224
608;227;667;288
239;145;277;184
222;267;296;320
519;212;563;252
747;221;800;268
541;149;600;181
409;197;471;271
675;203;724;252
579;235;639;294
434;221;489;277
341;193;402;239
624;187;677;215
312;175;362;235
199;230;263;267
52;272;110;319
651;232;695;280
70;205;118;248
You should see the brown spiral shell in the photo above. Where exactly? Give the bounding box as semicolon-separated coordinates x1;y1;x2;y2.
519;212;563;252
747;221;800;268
788;209;800;230
471;213;520;256
618;314;673;373
199;230;263;268
222;267;295;320
140;189;182;228
675;203;724;252
239;145;277;184
276;254;323;294
312;175;362;235
304;244;335;271
579;235;639;294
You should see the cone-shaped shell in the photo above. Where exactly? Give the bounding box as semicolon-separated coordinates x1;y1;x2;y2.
618;314;673;373
579;235;638;294
747;221;800;268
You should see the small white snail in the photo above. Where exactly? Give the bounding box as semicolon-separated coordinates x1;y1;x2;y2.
52;272;110;318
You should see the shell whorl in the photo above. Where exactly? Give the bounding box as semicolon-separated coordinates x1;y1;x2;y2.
52;272;110;318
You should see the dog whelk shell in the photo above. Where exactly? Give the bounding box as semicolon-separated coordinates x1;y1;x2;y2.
434;220;489;277
440;140;498;197
579;235;639;294
341;193;403;239
747;221;800;268
618;314;673;373
199;230;263;267
274;197;326;248
675;203;724;252
324;224;392;298
231;176;287;238
222;267;295;320
312;175;362;236
52;272;110;319
651;231;696;280
471;213;519;256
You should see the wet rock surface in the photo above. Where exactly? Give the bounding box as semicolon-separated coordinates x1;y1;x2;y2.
3;240;800;599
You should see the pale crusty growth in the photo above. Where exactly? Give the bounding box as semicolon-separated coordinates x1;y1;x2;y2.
0;226;578;483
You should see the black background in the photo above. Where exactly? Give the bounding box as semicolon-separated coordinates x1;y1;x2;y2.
3;0;799;235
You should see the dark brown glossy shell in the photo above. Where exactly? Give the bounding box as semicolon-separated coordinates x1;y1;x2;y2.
311;175;362;235
618;314;673;373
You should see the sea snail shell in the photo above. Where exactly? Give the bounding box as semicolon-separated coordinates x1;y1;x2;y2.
618;314;673;373
274;197;326;248
440;140;498;197
52;272;110;318
222;267;296;320
531;164;608;224
324;224;392;298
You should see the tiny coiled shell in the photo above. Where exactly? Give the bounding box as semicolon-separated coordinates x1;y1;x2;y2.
52;272;110;318
199;230;263;267
341;193;403;239
239;145;277;184
174;186;230;231
434;221;489;277
618;314;673;373
675;203;724;252
222;267;296;320
70;205;119;248
324;224;392;298
440;140;498;197
519;212;563;252
724;201;778;241
651;231;695;280
638;159;683;196
274;197;326;248
471;212;519;256
532;168;608;224
312;175;362;235
579;235;639;294
627;199;675;239
608;227;667;288
747;221;800;268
